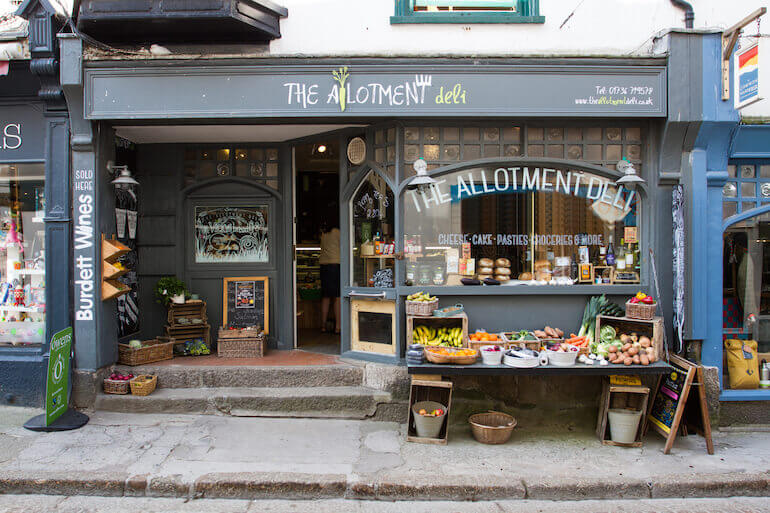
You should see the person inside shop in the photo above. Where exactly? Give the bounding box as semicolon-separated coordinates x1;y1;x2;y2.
319;218;341;334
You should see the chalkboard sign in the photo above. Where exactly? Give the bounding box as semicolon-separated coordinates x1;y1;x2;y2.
222;277;269;333
647;355;712;454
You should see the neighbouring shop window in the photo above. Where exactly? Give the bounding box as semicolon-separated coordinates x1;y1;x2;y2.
391;0;545;24
184;147;279;189
194;206;269;263
723;163;770;220
403;164;640;286
722;215;770;390
351;172;395;287
0;163;46;347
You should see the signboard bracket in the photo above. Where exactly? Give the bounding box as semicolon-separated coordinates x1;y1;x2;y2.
722;7;766;101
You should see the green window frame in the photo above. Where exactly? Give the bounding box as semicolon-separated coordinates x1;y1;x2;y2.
391;0;544;24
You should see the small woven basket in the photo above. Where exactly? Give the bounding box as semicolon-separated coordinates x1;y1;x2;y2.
129;375;157;396
103;378;129;395
625;300;656;320
405;299;438;317
469;411;517;445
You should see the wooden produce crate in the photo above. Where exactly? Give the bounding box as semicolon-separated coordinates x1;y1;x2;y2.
596;379;650;447
406;312;468;347
165;324;211;348
118;337;175;366
217;328;265;358
407;378;452;445
595;315;663;359
167;301;208;326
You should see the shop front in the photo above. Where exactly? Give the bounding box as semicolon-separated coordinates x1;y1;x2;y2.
58;35;683;386
0;60;70;405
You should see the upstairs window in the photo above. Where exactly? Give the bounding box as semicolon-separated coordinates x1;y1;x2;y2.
391;0;544;24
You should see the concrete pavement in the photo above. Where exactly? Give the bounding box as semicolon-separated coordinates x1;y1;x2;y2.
3;496;770;512
1;406;769;502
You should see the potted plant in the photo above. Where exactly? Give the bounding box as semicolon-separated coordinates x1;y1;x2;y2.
154;276;188;306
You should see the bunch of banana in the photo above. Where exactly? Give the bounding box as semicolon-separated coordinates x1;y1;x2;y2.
412;326;463;347
407;291;436;302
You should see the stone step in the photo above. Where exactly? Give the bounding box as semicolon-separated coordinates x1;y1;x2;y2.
94;386;395;420
111;363;364;389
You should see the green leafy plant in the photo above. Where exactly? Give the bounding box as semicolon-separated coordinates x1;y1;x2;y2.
154;277;188;306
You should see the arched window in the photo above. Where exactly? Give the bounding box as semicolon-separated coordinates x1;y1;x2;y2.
350;169;395;288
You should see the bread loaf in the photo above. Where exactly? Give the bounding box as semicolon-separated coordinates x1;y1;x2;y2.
479;258;494;268
495;258;511;268
494;267;511;276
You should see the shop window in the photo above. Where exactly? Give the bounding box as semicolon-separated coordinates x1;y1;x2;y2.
403;164;640;287
391;0;545;24
723;162;770;219
194;205;269;263
0;163;46;347
722;216;770;390
351;171;395;287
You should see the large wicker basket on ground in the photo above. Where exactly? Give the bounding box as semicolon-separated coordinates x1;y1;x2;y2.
217;328;265;358
118;337;175;366
469;411;517;445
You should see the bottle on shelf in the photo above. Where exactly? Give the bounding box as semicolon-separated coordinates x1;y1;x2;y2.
606;235;616;266
598;244;607;266
571;253;578;281
616;239;626;271
374;232;381;255
626;241;636;268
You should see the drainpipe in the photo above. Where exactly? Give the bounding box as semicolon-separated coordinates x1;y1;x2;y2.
670;0;694;29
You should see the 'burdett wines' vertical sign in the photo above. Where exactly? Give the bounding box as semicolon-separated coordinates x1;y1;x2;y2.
73;169;95;322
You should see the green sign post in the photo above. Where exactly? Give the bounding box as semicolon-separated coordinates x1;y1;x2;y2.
45;327;73;426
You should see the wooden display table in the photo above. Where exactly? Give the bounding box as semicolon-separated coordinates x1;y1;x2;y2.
407;360;672;377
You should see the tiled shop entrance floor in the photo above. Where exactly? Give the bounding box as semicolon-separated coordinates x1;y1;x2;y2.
153;350;340;367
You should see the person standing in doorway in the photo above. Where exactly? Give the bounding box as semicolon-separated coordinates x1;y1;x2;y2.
319;219;341;334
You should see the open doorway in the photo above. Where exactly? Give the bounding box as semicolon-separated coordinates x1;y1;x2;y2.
294;140;340;354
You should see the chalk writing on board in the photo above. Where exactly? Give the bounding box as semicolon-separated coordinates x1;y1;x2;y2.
223;277;268;332
648;363;687;434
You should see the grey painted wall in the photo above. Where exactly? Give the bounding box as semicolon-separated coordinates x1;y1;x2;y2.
134;144;286;348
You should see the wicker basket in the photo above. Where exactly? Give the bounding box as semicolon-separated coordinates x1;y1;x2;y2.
129;375;157;396
424;347;478;365
625;300;656;320
103;378;130;395
469;411;517;445
406;299;439;317
118;337;175;366
218;328;265;358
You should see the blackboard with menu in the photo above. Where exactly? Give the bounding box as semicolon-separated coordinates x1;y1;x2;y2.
222;277;269;333
647;355;712;454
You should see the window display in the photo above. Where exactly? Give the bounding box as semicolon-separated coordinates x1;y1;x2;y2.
0;163;46;347
351;171;395;287
402;163;640;286
194;206;269;263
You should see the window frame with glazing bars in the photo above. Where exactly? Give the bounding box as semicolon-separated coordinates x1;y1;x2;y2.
390;0;544;24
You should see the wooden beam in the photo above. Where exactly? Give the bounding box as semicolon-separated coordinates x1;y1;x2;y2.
722;7;767;101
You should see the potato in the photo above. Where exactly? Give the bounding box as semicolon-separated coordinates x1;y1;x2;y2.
620;334;630;343
628;347;638;356
622;343;632;352
623;357;633;366
632;354;641;364
649;352;657;363
608;345;618;353
640;354;650;366
640;336;651;348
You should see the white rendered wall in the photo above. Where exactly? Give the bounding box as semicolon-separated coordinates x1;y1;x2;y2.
270;0;764;57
